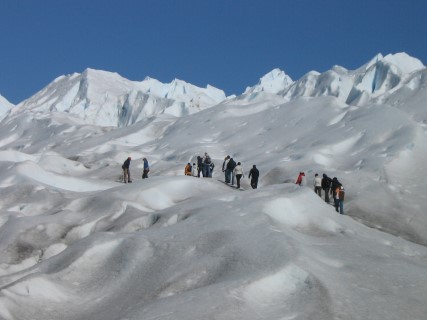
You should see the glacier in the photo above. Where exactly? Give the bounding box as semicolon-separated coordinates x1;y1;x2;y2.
0;52;426;320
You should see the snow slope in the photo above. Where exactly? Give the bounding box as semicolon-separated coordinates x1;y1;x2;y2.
0;52;427;319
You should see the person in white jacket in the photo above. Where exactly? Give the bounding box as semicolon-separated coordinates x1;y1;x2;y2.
314;173;322;197
233;162;244;189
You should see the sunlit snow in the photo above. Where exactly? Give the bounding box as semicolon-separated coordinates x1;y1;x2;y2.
0;53;426;320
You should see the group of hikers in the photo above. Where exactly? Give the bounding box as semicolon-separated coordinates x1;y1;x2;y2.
121;156;150;183
122;154;345;214
184;152;215;178
185;154;260;190
296;171;345;214
221;155;260;190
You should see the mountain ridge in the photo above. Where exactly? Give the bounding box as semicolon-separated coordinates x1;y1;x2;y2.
10;68;227;127
2;52;426;127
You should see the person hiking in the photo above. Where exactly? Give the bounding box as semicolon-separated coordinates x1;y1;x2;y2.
203;152;212;177
142;157;150;179
337;185;345;214
197;156;203;177
234;162;244;189
295;172;306;186
314;173;322;197
248;165;259;189
331;177;342;212
185;163;192;176
222;155;231;183
192;163;198;177
226;157;237;185
122;156;132;183
321;173;332;203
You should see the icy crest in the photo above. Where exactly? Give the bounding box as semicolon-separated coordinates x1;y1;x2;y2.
13;69;227;127
278;52;426;105
0;94;14;121
244;68;294;94
240;52;426;108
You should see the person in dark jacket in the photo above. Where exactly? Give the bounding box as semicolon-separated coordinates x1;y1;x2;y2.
122;156;132;183
197;156;203;177
222;155;230;183
203;152;212;177
321;174;332;203
226;157;237;185
142;157;149;179
337;185;345;214
248;165;259;189
331;177;342;212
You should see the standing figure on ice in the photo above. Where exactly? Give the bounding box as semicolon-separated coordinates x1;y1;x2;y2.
203;152;212;177
197;156;203;177
234;162;244;189
222;155;231;183
248;165;259;189
295;172;306;186
122;156;132;183
331;177;341;204
322;173;332;203
142;157;150;179
192;163;198;177
226;157;237;185
314;173;322;197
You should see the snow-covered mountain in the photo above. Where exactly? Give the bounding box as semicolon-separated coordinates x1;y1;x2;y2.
11;69;227;127
244;53;426;111
1;53;427;320
244;68;293;95
0;94;13;121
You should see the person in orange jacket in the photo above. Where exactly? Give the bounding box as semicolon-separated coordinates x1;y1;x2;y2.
334;185;345;214
185;163;192;176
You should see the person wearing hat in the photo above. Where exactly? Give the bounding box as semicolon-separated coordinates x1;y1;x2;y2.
122;156;132;183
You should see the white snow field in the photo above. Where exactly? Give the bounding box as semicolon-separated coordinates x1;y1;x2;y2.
0;53;427;319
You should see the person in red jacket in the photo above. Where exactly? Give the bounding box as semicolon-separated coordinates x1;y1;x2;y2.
295;172;305;186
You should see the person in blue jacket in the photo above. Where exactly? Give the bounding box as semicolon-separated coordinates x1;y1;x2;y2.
142;157;150;179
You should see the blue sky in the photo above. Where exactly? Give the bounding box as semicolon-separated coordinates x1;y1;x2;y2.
1;0;426;104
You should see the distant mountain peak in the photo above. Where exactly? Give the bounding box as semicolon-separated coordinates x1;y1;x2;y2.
12;69;227;127
248;52;427;106
244;68;294;95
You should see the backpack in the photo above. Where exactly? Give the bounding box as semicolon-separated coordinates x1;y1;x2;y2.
227;159;236;170
205;155;211;164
